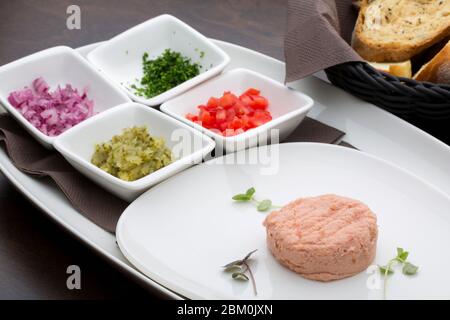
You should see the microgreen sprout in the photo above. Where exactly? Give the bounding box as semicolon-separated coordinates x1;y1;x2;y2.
223;249;258;296
379;247;419;299
232;187;280;212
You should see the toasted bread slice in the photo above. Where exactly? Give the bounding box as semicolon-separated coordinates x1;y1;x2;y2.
352;0;450;62
368;60;412;77
414;40;450;84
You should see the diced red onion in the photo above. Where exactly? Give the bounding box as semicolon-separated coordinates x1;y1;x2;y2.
8;77;95;137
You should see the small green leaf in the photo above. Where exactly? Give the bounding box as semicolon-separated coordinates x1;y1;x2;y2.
223;264;242;272
232;194;251;201
223;250;258;296
246;187;256;197
402;262;419;275
257;199;272;212
395;247;409;262
243;249;257;261
398;252;409;262
223;259;243;269
232;272;249;281
379;265;394;275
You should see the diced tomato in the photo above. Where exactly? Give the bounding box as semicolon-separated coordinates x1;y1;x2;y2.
207;97;219;108
239;94;255;108
252;95;268;109
219;92;237;108
256;109;272;120
219;122;228;131
185;88;272;137
216;109;226;123
230;117;243;129
240;114;250;129
243;88;260;96
197;105;209;118
251;109;272;127
225;108;236;121
234;101;250;116
199;110;214;126
186;113;198;121
249;117;264;127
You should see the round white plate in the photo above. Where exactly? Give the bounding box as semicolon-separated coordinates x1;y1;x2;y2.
117;143;450;299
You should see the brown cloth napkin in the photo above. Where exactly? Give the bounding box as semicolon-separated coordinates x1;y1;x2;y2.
0;115;127;233
284;0;362;82
0;114;345;233
285;117;344;143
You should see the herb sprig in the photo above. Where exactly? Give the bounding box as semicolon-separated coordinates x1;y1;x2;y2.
232;187;280;212
223;249;258;296
379;247;419;299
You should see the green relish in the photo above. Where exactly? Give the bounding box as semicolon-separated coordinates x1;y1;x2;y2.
132;49;201;98
91;126;172;182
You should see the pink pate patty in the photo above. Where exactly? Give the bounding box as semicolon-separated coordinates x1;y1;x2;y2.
263;194;378;281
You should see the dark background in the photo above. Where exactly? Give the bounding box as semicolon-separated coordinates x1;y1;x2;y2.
0;0;448;299
0;0;286;299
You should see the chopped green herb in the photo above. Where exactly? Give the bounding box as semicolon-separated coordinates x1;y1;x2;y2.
132;49;200;98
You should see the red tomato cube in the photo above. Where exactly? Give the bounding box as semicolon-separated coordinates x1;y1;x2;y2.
216;109;226;123
185;88;272;137
252;96;268;109
244;88;260;96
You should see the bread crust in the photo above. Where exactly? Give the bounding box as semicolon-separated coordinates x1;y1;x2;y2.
352;0;450;62
368;60;412;77
414;40;450;84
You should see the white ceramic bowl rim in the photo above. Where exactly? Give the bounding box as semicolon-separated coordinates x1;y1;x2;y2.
54;103;215;190
0;45;131;147
86;14;231;106
162;67;314;142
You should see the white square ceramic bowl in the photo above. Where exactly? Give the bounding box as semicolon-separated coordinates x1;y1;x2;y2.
54;102;215;202
160;68;314;153
86;14;230;106
0;46;131;149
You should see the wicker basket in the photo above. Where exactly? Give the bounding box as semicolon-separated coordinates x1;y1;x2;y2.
325;62;450;120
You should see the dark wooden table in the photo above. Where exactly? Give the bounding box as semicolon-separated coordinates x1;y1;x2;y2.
0;0;448;300
0;0;286;299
